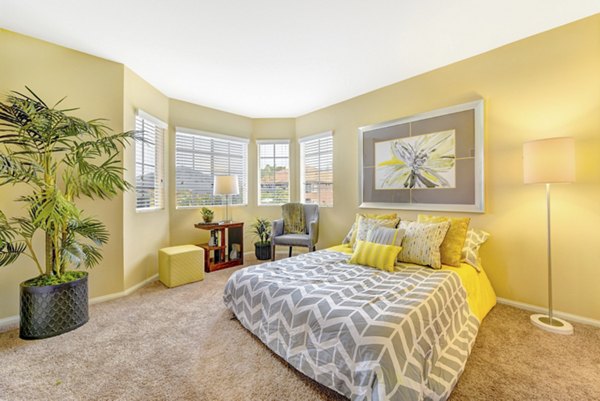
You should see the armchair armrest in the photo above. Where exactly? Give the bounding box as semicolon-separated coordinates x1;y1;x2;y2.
271;219;284;244
308;219;319;245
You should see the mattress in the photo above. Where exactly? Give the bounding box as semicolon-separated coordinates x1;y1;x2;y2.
223;249;484;401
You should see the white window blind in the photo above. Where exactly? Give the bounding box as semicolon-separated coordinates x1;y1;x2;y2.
135;111;165;211
175;129;248;208
300;132;333;207
258;141;290;206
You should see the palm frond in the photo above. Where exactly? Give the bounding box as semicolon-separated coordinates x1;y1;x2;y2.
68;217;109;246
0;241;26;267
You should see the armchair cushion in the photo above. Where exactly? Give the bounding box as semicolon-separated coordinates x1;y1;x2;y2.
272;234;313;248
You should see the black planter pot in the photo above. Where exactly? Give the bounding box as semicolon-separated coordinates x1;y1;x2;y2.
255;242;272;260
19;272;89;340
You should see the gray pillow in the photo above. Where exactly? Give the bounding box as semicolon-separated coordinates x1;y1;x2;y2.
366;226;405;247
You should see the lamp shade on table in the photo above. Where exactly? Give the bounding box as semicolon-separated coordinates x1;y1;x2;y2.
213;175;239;196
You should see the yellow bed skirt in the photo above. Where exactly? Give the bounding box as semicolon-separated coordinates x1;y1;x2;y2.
327;244;496;322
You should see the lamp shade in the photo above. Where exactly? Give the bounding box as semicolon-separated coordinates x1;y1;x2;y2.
213;175;239;195
523;137;575;184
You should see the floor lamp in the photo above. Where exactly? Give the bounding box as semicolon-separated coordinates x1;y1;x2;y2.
213;175;239;223
523;137;575;335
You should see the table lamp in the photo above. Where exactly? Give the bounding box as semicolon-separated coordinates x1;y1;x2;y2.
523;136;575;335
213;175;239;223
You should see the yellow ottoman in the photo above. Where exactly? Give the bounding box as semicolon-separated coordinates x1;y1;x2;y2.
159;245;205;288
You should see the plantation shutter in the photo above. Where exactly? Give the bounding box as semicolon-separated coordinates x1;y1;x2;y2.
300;131;333;207
257;140;290;205
175;128;248;208
135;111;166;211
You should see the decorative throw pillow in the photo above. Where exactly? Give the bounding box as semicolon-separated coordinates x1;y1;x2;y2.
342;223;355;244
283;203;305;234
353;215;400;249
349;212;398;246
349;240;402;272
461;229;490;272
417;214;470;267
366;226;405;247
397;220;450;269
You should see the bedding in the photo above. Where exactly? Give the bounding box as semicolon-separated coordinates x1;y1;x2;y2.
329;244;497;322
223;250;483;401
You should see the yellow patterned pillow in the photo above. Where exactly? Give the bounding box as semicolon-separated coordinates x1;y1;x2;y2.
349;240;402;272
349;213;399;247
417;215;471;267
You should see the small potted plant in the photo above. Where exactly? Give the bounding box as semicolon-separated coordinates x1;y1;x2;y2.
200;207;214;223
250;217;271;260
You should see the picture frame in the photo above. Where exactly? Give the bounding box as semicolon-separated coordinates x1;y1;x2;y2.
358;100;484;213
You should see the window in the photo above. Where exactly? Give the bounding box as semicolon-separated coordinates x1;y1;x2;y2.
175;128;248;208
257;140;290;205
300;131;333;207
135;111;166;211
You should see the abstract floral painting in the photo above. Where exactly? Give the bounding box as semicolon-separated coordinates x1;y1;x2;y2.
375;130;456;189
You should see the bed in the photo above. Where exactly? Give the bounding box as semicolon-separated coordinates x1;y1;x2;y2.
223;247;496;401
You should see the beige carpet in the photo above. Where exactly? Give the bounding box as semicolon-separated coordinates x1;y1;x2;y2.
1;258;599;401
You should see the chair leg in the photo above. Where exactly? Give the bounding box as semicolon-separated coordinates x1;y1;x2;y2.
271;245;275;261
312;246;316;252
289;247;293;257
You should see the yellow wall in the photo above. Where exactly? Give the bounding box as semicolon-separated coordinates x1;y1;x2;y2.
1;15;598;323
295;15;600;321
0;30;126;317
122;67;170;289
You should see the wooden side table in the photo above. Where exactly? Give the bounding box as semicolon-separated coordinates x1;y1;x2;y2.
194;222;244;272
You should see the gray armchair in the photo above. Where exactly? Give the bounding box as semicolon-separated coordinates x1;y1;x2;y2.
271;204;319;260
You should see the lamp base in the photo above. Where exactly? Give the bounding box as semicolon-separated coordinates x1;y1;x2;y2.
530;314;573;335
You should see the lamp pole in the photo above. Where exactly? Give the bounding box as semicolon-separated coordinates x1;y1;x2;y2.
546;183;553;324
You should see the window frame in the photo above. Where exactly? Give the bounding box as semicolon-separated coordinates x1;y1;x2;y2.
256;139;291;207
299;131;334;208
174;127;249;209
135;110;166;212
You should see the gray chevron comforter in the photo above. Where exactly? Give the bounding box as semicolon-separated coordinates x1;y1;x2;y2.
223;250;479;401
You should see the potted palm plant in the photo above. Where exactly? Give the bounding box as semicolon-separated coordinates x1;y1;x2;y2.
0;89;134;339
250;217;271;260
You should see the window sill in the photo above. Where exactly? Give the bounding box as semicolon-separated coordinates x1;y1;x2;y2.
136;207;165;214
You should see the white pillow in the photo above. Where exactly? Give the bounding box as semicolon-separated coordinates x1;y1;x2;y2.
398;220;450;269
461;229;490;272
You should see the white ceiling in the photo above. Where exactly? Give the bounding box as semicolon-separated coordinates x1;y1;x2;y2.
2;1;599;118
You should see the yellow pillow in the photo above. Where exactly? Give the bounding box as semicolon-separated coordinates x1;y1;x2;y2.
417;214;470;267
349;213;398;246
349;240;402;272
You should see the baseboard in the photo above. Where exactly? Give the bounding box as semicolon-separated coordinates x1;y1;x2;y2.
0;315;19;331
0;274;159;332
496;297;600;328
90;274;158;305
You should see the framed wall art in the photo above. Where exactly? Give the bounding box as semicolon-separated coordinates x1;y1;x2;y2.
358;100;484;212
